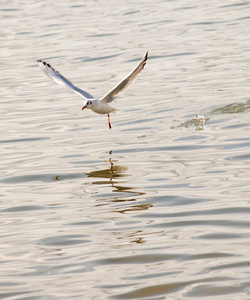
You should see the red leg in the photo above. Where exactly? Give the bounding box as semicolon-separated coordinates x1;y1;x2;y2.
108;114;112;129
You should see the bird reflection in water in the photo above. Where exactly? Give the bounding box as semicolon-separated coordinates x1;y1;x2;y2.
54;151;151;215
86;151;127;184
87;153;152;245
86;151;151;214
54;152;152;245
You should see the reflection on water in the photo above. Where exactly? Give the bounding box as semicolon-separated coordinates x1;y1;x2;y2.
86;159;127;182
52;151;149;214
53;152;127;183
86;152;148;214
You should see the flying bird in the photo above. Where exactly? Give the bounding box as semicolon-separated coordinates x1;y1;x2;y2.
37;50;148;129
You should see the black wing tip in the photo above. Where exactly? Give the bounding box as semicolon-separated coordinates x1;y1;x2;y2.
37;59;45;64
37;60;52;68
142;49;149;66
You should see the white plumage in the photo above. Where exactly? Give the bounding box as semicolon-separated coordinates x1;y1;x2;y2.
37;50;148;129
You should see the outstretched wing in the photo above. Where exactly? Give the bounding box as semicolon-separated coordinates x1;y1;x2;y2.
37;60;94;100
100;50;148;104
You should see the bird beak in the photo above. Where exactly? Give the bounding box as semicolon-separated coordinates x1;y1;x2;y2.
82;106;86;110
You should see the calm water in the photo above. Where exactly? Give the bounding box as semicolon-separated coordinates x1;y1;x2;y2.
1;1;250;299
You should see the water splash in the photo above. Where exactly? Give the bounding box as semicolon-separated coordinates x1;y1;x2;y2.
179;115;207;131
178;99;250;130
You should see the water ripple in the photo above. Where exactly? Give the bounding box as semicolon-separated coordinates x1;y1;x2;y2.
1;0;250;299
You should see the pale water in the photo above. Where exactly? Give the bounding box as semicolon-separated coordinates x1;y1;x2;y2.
1;1;250;299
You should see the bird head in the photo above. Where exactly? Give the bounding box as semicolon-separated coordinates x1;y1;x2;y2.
82;100;93;110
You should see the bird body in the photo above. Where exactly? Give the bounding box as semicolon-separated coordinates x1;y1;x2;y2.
38;50;148;129
82;99;116;114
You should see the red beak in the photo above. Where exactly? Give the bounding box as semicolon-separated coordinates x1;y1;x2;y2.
82;106;86;110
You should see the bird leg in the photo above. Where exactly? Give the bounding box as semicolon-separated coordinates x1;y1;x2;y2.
109;158;113;169
107;114;112;129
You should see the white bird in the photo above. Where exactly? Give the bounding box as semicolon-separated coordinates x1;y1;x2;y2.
37;50;148;129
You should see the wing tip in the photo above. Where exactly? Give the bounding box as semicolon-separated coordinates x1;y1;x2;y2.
37;59;52;68
142;49;149;67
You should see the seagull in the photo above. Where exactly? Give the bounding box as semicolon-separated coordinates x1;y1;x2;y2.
37;50;148;129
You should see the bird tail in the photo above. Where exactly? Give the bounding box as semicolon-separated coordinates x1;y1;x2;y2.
111;108;119;113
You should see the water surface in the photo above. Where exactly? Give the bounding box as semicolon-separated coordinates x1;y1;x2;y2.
1;0;250;299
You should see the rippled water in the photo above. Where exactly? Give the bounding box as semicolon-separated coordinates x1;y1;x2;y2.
1;0;250;299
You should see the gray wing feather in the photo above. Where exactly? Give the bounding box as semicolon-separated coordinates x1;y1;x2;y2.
100;50;148;104
37;60;94;100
